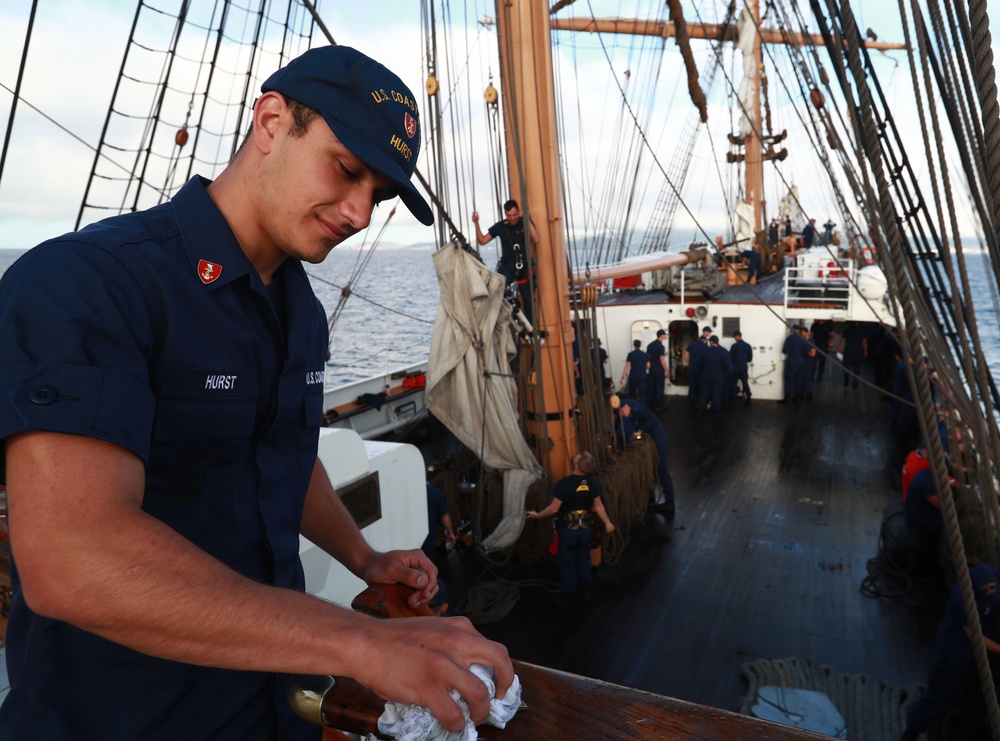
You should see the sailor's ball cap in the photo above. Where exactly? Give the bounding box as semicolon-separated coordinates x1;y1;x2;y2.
261;45;433;226
972;562;1000;608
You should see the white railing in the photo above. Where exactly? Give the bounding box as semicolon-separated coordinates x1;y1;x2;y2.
783;259;854;312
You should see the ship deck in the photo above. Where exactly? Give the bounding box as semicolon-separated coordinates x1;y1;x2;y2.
442;358;944;714
597;267;788;307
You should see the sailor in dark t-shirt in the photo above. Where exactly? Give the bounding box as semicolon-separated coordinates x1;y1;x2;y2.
526;451;614;597
472;198;541;324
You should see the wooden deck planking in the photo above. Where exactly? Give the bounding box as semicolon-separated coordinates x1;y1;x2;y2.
456;360;941;717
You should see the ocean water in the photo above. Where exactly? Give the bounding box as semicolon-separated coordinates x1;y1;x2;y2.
0;246;997;388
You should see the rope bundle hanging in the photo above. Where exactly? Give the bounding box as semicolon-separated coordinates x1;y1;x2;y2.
666;0;708;123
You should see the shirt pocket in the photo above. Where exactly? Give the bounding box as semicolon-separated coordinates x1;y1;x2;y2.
153;367;258;441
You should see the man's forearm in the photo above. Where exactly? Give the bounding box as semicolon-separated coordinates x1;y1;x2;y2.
300;458;378;577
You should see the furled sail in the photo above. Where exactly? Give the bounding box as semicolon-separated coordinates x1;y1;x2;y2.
736;7;758;139
735;200;755;247
426;244;543;551
778;185;807;235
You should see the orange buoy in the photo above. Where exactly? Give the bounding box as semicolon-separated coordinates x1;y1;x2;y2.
175;128;189;147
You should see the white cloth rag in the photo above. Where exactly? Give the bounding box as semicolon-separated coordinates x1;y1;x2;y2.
376;664;521;741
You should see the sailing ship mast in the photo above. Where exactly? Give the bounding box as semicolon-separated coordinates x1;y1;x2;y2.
486;1;909;483
549;4;906;238
493;0;578;481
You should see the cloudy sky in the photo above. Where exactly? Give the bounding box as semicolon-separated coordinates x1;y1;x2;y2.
1;0;999;252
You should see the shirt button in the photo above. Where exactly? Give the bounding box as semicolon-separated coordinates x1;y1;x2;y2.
28;385;58;405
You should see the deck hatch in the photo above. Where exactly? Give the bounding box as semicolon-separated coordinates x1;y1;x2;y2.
338;471;382;529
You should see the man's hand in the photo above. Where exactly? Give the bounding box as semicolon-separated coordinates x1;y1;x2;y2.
360;549;439;609
356;616;514;733
471;211;480;224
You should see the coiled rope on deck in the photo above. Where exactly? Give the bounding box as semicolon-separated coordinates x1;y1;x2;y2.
740;656;922;741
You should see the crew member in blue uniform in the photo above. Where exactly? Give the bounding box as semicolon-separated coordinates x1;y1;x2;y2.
903;466;946;538
781;325;809;404
621;339;650;400
823;218;836;243
799;325;816;399
619;397;675;517
838;320;868;388
768;219;779;248
900;561;1000;741
741;246;762;284
422;483;456;614
0;46;512;741
802;218;817;248
698;335;733;413
646;329;668;411
784;215;793;237
685;326;711;408
809;319;833;380
526;451;614;599
472;198;540;324
729;330;754;403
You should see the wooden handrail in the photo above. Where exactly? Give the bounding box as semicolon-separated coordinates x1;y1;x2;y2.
287;584;833;739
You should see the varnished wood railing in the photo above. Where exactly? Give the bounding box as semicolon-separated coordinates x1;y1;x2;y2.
288;584;832;739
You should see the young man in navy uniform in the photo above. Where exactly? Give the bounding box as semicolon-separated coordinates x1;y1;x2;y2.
729;330;753;403
0;46;511;740
621;339;650;401
646;329;668;410
471;198;541;324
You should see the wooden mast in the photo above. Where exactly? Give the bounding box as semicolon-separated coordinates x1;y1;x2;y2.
746;0;764;233
494;0;578;481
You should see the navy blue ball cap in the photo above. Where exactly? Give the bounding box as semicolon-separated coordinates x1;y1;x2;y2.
261;45;433;226
971;563;1000;608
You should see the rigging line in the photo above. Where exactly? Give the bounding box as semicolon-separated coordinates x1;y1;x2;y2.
723;0;845;229
441;1;471;234
309;272;435;326
936;0;1000;290
766;3;936;330
834;7;1000;734
901;0;1000;456
947;0;996;232
0;0;38;191
846;3;999;397
125;2;192;215
790;5;876;242
687;1;812;222
776;2;862;230
919;0;1000;467
0;82;169;204
162;0;220;198
464;0;476;209
580;0;725;254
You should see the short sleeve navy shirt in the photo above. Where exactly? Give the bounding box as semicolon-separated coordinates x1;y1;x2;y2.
626;349;649;380
0;177;328;740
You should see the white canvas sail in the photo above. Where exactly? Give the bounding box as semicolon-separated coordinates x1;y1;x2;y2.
426;244;543;551
737;7;758;139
